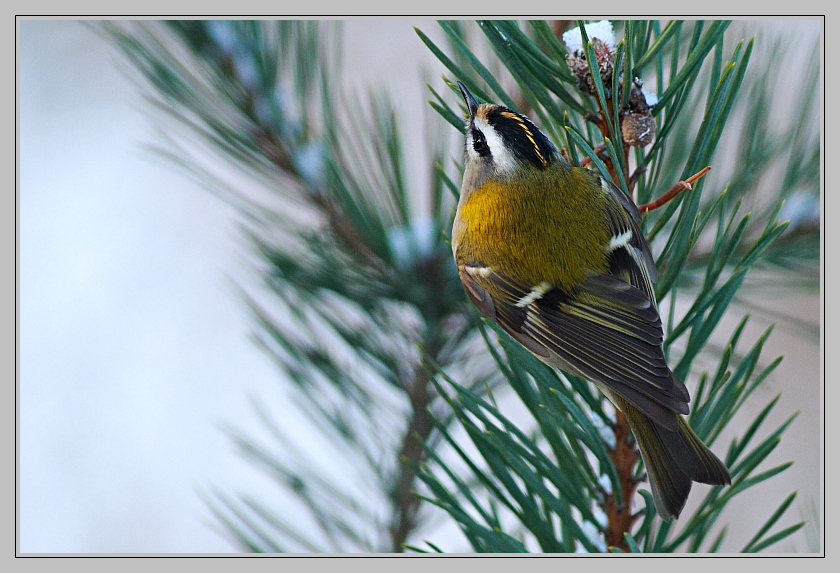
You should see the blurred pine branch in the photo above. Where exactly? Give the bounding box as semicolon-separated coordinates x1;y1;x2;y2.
101;20;484;552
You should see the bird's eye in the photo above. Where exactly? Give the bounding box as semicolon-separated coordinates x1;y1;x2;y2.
472;129;489;156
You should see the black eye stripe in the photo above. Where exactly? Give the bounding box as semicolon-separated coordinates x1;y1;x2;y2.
471;128;490;157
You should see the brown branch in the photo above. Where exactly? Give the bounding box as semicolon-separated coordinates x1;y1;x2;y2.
389;357;436;552
603;409;642;552
639;166;711;213
550;20;574;38
578;142;606;168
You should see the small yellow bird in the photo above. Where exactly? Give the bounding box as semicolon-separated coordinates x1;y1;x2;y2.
451;82;730;520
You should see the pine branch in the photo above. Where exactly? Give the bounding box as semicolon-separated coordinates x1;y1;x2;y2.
417;19;818;553
391;354;435;551
603;410;641;552
100;20;483;552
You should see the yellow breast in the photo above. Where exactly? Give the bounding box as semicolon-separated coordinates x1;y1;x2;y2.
453;167;611;293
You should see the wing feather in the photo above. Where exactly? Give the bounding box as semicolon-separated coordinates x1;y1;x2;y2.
460;265;689;430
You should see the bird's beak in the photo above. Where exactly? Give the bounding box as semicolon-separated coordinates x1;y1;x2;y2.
457;81;479;118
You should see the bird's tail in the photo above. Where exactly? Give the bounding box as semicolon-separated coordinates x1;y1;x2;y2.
621;400;731;520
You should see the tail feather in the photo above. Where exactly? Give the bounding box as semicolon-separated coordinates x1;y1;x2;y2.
662;417;732;485
622;402;731;520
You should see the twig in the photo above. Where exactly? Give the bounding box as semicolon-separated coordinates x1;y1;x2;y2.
579;142;607;167
639;167;711;213
390;356;436;552
603;409;641;552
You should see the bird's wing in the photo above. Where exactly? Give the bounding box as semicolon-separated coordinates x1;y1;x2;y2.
458;263;688;431
598;176;659;302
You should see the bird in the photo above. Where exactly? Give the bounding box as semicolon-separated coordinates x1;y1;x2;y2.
451;81;730;520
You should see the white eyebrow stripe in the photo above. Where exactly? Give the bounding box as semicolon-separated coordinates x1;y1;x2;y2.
516;281;552;308
606;230;633;253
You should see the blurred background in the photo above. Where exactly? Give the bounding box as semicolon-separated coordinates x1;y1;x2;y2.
18;19;821;553
19;18;454;554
